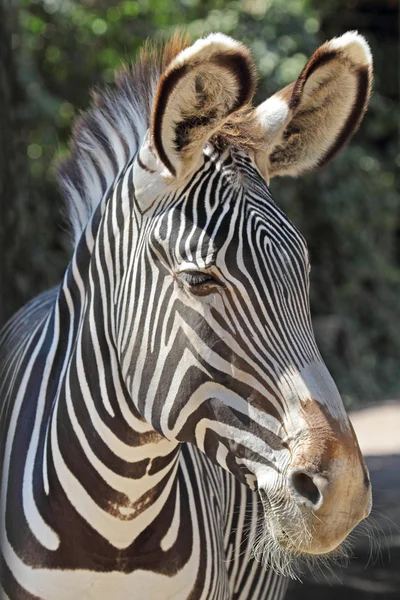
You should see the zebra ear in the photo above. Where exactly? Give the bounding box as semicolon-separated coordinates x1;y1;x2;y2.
253;32;373;179
151;34;256;178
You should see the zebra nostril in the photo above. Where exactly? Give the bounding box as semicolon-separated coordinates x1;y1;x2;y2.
290;470;321;507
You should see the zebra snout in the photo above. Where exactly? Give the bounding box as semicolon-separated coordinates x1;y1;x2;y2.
284;457;372;555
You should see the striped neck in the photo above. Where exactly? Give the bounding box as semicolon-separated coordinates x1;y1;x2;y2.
39;189;182;553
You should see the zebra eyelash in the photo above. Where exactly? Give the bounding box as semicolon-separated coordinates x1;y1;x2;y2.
179;271;220;288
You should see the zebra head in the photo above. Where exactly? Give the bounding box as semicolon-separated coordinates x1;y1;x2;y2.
117;33;373;570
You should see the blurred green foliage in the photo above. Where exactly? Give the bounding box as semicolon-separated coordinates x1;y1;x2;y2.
9;0;400;405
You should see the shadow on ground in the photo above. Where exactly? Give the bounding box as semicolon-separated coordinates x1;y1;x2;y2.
286;454;400;599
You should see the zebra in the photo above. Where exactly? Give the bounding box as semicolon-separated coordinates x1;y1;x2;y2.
0;31;373;599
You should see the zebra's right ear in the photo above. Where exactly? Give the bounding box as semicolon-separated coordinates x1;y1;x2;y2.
151;34;256;178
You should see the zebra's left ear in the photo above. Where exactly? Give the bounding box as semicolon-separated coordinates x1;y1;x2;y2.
151;34;256;178
253;32;373;179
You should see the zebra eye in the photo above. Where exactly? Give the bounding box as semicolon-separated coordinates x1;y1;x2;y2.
180;271;217;288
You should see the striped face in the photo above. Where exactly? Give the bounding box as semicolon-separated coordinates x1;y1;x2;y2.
130;145;313;474
117;141;371;565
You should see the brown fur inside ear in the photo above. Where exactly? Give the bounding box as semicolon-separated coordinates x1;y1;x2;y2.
248;34;373;179
151;35;257;177
268;41;372;177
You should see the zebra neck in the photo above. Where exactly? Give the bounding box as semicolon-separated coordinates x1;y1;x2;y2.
41;226;182;550
42;303;181;549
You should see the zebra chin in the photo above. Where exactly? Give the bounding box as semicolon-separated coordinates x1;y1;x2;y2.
247;484;366;579
252;500;354;579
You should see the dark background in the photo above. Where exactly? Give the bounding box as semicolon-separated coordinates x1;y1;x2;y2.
0;0;399;597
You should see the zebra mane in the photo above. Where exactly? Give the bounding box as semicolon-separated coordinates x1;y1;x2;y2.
57;33;190;246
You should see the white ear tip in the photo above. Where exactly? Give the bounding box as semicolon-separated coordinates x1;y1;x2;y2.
203;32;242;50
328;31;372;67
170;33;246;69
